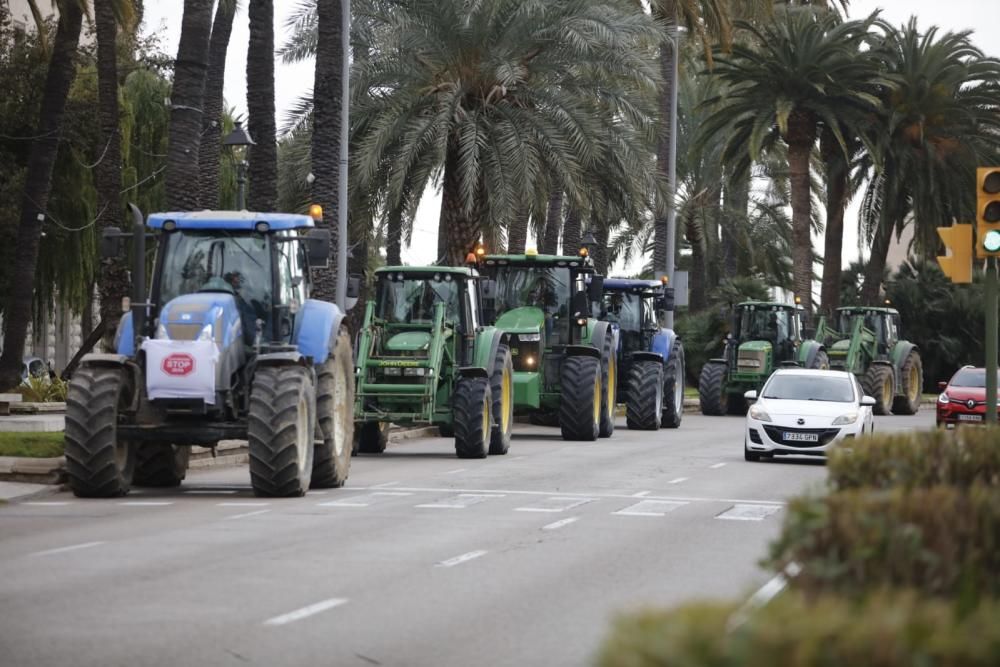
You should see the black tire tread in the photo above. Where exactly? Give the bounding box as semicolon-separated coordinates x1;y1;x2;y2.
312;332;355;488
454;377;491;458
248;365;315;497
559;355;601;441
891;350;922;415
598;332;616;438
489;345;513;455
357;421;389;454
133;444;189;487
863;364;895;417
699;361;728;416
626;361;662;430
662;342;684;428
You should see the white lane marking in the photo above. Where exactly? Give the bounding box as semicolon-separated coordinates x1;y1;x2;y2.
542;517;580;531
614;500;688;517
263;598;348;626
515;497;593;513
710;462;727;469
668;477;689;484
716;504;782;521
631;490;651;497
510;456;527;461
307;490;329;495
317;491;413;507
33;541;105;557
436;550;487;567
185;490;237;495
375;486;784;506
22;501;72;506
119;501;173;506
371;481;400;488
445;468;467;474
217;502;270;507
227;509;271;520
416;493;504;509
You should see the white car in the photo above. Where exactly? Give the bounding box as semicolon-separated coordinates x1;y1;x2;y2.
744;368;876;461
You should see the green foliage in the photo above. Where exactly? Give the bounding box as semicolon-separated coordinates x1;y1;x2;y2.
597;591;1000;667
0;432;64;458
17;376;68;403
827;427;1000;491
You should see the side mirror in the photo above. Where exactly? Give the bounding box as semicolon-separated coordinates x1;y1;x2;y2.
937;381;948;392
588;275;605;303
571;291;590;320
744;390;758;401
101;227;123;259
861;396;877;407
658;287;676;312
481;279;497;300
346;273;361;300
305;229;331;268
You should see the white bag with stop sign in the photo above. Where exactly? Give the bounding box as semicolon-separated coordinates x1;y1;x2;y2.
142;339;219;405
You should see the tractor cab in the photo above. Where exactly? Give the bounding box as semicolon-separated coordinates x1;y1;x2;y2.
834;306;902;356
732;302;802;370
601;279;671;355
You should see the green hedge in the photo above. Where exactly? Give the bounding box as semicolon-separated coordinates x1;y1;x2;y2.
597;591;1000;667
827;427;1000;491
766;486;1000;602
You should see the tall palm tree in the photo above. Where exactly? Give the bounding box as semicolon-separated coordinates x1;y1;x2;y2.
859;20;1000;303
166;0;213;211
199;0;239;209
0;0;84;390
247;0;277;211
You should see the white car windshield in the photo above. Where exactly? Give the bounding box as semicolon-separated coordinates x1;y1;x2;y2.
762;375;855;403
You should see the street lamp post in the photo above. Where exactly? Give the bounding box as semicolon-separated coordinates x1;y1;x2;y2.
223;121;255;210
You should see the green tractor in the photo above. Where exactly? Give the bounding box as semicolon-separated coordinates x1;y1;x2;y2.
353;266;514;458
699;301;828;415
816;306;922;415
477;249;616;441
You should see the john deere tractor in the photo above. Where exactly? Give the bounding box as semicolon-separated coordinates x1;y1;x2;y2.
816;306;921;415
699;301;827;415
600;279;685;430
65;207;355;498
353;266;513;458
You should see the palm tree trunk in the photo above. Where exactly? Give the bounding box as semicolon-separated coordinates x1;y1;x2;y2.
94;0;130;350
684;207;706;312
0;3;83;390
562;208;581;256
386;205;403;265
861;217;894;304
507;207;528;254
541;189;562;255
592;221;610;275
722;172;747;279
704;183;722;290
820;159;848;316
311;0;345;301
437;142;480;265
787;134;816;322
653;0;678;276
247;0;277;211
167;0;213;211
198;0;237;209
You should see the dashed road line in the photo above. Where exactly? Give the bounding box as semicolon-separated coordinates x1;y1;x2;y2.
371;481;400;488
119;501;174;506
436;550;488;567
542;517;580;531
614;500;688;517
263;598;349;626
667;477;689;484
227;509;271;520
217;502;270;507
22;501;72;506
317;492;413;508
377;485;784;506
445;468;467;474
716;504;781;521
416;493;505;509
515;497;593;513
631;490;651;497
710;462;727;469
32;541;105;557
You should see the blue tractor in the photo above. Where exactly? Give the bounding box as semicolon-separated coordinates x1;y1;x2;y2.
599;279;685;429
65;206;355;498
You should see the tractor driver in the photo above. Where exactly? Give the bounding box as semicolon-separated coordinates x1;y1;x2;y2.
224;271;261;345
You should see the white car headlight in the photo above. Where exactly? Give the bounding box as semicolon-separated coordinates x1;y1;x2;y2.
749;404;771;422
938;392;949;404
832;412;858;425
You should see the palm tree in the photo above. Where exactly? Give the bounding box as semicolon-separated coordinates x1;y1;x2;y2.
166;0;213;211
199;0;239;209
0;0;84;390
247;0;277;211
859;20;1000;303
698;6;883;319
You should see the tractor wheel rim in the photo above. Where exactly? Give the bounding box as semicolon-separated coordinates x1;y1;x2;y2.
593;373;601;426
333;364;348;456
482;392;490;446
115;439;128;471
674;371;683;415
501;368;512;434
908;365;919;402
607;357;616;414
883;376;892;406
297;396;309;473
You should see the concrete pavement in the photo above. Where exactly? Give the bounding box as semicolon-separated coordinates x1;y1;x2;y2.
0;411;934;667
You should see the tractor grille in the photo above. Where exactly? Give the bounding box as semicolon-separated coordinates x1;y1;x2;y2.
738;350;767;371
762;426;841;448
510;341;540;372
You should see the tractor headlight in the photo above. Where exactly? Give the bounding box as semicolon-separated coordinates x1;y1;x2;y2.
383;367;402;376
197;324;214;342
403;367;426;377
749;404;771;422
524;355;536;368
519;333;541;342
738;359;762;368
832;412;858;425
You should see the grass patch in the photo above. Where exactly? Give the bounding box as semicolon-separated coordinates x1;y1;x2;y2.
0;432;64;458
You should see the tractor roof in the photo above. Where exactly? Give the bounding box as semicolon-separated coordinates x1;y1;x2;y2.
736;300;799;310
482;253;591;268
147;210;315;232
837;305;900;315
377;265;477;278
603;278;663;293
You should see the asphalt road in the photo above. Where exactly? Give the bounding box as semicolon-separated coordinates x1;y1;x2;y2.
0;410;933;667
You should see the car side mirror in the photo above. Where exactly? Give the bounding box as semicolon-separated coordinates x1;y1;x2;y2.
571;291;590;320
744;390;758;401
346;273;361;299
937;381;948;391
481;279;497;300
861;396;877;407
305;229;331;268
101;227;123;259
588;275;604;303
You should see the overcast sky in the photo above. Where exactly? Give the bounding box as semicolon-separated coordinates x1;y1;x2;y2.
142;0;1000;268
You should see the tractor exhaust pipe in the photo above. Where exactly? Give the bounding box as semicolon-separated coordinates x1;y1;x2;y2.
128;203;147;342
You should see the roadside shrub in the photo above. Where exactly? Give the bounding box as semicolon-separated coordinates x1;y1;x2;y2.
596;591;1000;667
16;376;68;403
827;428;1000;491
766;486;1000;603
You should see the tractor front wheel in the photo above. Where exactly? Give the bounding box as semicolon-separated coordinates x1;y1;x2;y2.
810;351;830;370
699;361;728;416
489;345;514;455
662;343;685;428
892;350;923;415
453;376;492;459
312;332;355;488
560;356;601;441
357;421;389;454
248;365;315;497
133;444;190;487
598;335;617;438
863;364;895;416
625;360;662;430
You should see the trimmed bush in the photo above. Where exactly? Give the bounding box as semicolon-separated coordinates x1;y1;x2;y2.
597;591;1000;667
827;427;1000;491
767;486;1000;602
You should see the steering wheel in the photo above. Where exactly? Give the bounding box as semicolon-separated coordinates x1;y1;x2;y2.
199;277;235;294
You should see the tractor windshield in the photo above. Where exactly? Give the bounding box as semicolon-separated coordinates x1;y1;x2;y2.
492;265;572;341
740;307;790;344
376;273;460;325
603;291;644;332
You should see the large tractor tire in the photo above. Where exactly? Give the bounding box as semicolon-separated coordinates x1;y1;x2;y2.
453;376;492;459
438;423;454;438
489;345;514;455
133;444;190;488
312;332;355;488
863;364;895;416
529;411;559;427
626;360;662;430
892;350;923;415
662;342;685;429
598;334;617;438
64;366;136;498
810;351;830;370
699;361;728;416
357;421;389;454
560;355;601;441
248;365;315;497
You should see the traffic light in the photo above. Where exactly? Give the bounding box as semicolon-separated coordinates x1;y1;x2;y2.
937;224;973;283
976;167;1000;258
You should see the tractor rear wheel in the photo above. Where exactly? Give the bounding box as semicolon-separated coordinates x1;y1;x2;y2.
454;376;492;459
248;365;315;497
699;361;728;416
892;350;923;415
357;422;389;454
863;364;895;416
489;345;514;455
598;335;617;438
64;366;136;498
312;332;355;488
438;424;454;438
662;342;685;429
133;444;190;487
810;351;830;370
626;360;662;430
560;355;601;441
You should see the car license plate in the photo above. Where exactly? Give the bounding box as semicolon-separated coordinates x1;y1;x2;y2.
958;414;983;422
783;432;819;443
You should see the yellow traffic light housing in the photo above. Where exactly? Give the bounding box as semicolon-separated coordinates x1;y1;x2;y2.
937;224;973;283
976;167;1000;258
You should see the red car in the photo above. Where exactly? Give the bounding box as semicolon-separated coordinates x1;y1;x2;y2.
937;366;1000;427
